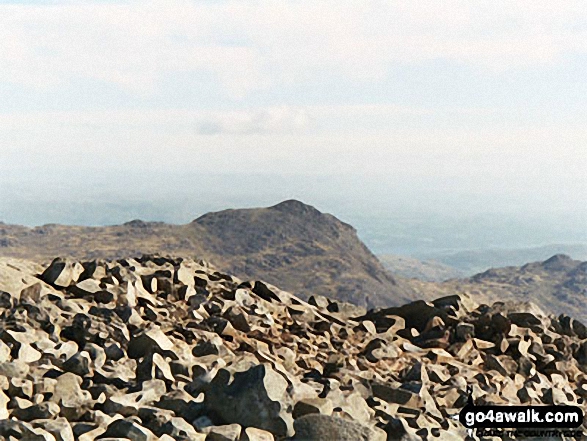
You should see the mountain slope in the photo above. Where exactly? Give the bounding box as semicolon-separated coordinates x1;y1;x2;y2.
411;254;587;323
378;254;465;281
0;200;416;307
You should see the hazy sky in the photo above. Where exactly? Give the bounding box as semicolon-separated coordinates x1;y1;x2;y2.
1;0;586;225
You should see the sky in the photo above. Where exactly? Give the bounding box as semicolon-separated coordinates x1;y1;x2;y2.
0;0;586;245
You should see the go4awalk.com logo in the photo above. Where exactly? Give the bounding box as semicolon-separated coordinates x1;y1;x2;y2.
460;404;582;428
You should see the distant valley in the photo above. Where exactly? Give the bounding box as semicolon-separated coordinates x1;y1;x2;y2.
378;254;465;282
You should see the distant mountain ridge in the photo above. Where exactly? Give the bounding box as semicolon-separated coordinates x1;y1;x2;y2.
2;200;586;320
416;243;587;275
0;200;417;308
380;244;587;283
411;253;587;323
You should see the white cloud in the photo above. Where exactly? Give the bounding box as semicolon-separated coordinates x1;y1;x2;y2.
2;105;585;178
2;0;587;97
0;0;267;96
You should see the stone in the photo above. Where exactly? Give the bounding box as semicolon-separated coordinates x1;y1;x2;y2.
69;278;114;303
50;373;93;419
104;380;166;416
362;338;400;362
104;342;125;361
371;383;421;408
78;426;108;441
11;402;60;421
205;364;294;437
0;388;8;420
292;397;334;418
0;361;29;379
337;392;372;422
102;418;157;441
18;343;43;363
202;424;242;441
127;326;175;359
40;258;84;288
0;255;585;441
62;351;93;377
242;427;275;441
455;322;475;341
160;417;205;440
0;420;56;440
293;414;386;441
31;418;75;441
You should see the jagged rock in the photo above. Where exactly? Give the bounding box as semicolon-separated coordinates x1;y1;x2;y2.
160;417;205;440
455;322;475;341
31;418;75;441
104;342;125;361
104;380;166;416
242;427;275;441
292;397;334;418
102;418;157;441
68;278;113;302
0;360;30;379
0;388;8;420
40;258;84;288
201;424;242;441
0;255;585;440
154;389;192;416
0;419;56;440
77;424;107;441
137;406;174;434
50;373;93;419
10;401;61;421
128;326;175;359
205;364;294;437
193;415;214;431
371;383;421;408
362;338;400;362
62;351;93;377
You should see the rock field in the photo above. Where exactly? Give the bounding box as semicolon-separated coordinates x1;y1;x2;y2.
0;255;586;440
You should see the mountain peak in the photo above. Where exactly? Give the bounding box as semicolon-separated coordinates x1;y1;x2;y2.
269;199;321;216
124;219;149;228
541;253;576;271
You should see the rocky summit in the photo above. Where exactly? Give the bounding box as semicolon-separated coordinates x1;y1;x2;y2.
0;255;586;440
0;200;417;309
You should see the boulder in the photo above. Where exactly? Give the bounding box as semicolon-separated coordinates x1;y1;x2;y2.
292;414;385;441
40;258;84;288
205;364;294;437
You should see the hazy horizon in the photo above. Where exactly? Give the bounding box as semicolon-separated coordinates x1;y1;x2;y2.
1;0;586;257
2;170;586;261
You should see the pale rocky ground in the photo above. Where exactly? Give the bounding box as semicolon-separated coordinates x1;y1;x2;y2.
0;255;586;440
